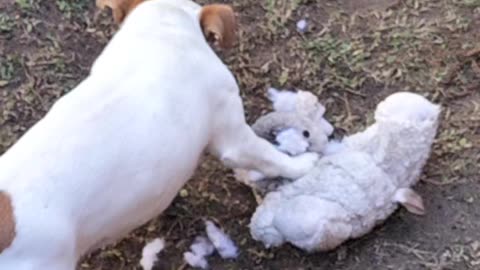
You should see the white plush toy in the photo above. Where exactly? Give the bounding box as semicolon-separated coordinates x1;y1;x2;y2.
242;90;440;252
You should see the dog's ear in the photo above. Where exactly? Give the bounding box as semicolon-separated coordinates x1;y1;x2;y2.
97;0;144;24
200;4;237;49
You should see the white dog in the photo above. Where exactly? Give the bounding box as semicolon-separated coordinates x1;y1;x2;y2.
0;0;317;269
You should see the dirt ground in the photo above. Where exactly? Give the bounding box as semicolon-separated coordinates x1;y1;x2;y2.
0;0;479;269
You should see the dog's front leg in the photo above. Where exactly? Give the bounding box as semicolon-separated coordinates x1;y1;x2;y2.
209;95;318;179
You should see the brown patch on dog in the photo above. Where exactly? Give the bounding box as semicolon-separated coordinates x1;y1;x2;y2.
0;191;15;253
96;0;145;24
200;4;237;49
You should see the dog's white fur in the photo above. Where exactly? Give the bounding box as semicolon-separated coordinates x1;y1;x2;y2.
0;0;317;269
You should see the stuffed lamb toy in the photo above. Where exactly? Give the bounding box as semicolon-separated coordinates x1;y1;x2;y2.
239;89;440;252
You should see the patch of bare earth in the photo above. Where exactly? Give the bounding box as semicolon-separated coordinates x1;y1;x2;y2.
1;0;479;269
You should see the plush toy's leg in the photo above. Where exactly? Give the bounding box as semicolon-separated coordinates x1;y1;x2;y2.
393;188;425;215
209;95;318;180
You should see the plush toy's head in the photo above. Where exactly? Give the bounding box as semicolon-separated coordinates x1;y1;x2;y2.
366;92;441;187
237;89;332;202
375;92;440;126
251;89;333;154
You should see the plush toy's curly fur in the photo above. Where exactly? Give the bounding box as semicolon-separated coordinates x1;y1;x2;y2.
248;92;440;252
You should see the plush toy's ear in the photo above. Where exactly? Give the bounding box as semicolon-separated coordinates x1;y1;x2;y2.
97;0;144;24
200;4;237;49
394;188;425;215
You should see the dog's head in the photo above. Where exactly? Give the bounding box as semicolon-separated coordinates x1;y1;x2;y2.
97;0;236;49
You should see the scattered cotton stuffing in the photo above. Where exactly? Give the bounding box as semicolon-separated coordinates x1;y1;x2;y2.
205;221;239;259
140;238;165;270
184;251;209;269
183;236;215;269
296;19;308;33
191;236;215;256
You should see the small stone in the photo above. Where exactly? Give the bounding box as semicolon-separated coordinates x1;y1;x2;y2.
179;189;189;197
466;196;474;203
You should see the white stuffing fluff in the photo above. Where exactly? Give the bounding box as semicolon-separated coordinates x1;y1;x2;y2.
249;92;441;252
184;222;239;268
183;236;215;269
275;128;309;155
140;238;165;270
184;252;209;269
191;236;215;256
205;221;239;259
296;19;308;33
267;87;298;112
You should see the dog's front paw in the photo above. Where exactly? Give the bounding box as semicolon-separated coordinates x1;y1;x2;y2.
234;169;265;183
286;152;319;179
